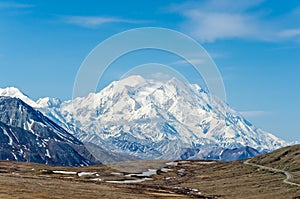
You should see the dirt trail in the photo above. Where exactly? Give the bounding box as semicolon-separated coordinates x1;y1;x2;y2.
244;159;300;187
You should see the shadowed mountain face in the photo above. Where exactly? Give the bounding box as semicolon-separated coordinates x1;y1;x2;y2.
0;96;95;166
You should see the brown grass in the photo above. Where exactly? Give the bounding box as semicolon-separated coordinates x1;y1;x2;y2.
251;144;300;184
0;159;299;199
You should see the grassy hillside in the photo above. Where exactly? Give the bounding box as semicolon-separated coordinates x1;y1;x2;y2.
251;144;300;184
251;144;300;171
0;158;299;199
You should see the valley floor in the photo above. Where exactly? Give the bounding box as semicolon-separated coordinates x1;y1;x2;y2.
0;160;299;199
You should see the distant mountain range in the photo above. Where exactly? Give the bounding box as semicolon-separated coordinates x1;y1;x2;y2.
0;76;287;162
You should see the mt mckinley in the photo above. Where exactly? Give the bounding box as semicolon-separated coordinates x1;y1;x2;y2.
0;76;286;162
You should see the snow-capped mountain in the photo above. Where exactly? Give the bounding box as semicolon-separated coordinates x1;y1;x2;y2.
37;76;286;160
0;96;95;166
0;76;287;161
0;87;40;108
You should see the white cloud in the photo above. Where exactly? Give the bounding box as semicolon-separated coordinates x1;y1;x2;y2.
183;11;262;42
278;29;300;38
171;0;300;43
171;58;206;66
61;16;146;28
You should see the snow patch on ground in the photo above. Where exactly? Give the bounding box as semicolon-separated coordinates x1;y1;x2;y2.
53;171;77;175
125;169;157;177
90;178;102;181
106;178;152;184
111;172;122;175
77;172;97;177
196;161;216;165
161;168;173;173
166;162;178;166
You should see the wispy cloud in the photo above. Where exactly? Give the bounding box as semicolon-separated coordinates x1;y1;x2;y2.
278;29;300;38
240;110;271;117
61;16;148;28
0;2;34;9
170;0;300;43
170;58;206;66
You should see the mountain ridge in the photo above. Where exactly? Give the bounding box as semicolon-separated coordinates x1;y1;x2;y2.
0;96;95;166
0;76;288;161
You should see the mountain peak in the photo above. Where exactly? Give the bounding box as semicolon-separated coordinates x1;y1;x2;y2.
167;77;186;85
0;87;39;108
0;87;23;96
36;97;62;108
2;78;286;162
117;75;147;87
45;76;286;161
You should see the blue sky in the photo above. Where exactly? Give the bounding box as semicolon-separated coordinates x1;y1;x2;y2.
0;0;300;142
